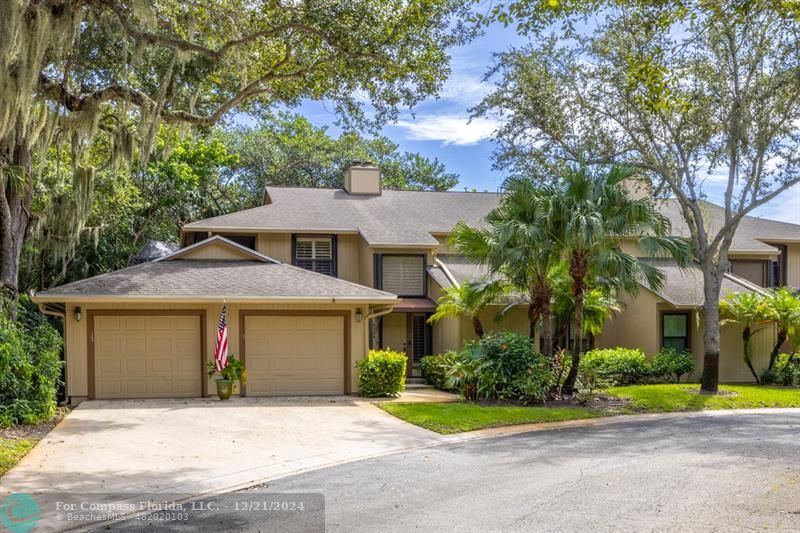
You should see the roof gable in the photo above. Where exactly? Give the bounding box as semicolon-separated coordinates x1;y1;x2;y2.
158;236;279;263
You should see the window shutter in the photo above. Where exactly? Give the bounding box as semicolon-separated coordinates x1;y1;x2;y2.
381;256;424;295
294;237;336;276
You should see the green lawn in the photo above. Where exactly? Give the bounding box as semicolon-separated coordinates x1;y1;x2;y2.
381;384;800;434
608;384;800;412
0;437;39;477
379;402;602;434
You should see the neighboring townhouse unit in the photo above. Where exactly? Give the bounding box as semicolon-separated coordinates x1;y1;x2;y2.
34;163;800;402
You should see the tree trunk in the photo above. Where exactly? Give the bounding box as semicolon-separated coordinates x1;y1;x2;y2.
700;265;723;393
540;304;553;356
742;325;759;384
471;316;484;339
562;254;587;395
0;142;33;312
769;329;788;371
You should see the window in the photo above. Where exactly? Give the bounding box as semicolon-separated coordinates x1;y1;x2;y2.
218;234;256;250
377;255;425;296
662;313;690;352
293;236;336;276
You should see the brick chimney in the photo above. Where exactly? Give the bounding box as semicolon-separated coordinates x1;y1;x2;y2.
344;161;381;196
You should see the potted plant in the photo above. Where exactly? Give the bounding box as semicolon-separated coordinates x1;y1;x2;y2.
207;357;246;400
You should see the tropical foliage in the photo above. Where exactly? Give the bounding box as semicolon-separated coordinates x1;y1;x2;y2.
446;164;690;394
0;297;63;427
444;332;554;404
475;0;800;392
720;289;800;384
428;281;507;338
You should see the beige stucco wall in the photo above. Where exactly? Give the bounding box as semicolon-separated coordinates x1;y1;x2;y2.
460;306;529;344
381;312;406;352
63;301;366;402
595;288;778;383
596;289;664;356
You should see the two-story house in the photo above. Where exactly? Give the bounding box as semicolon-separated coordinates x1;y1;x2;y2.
34;164;800;403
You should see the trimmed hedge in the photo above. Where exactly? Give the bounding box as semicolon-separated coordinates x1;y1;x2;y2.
0;298;63;427
420;351;459;391
580;348;649;387
580;347;696;387
357;349;407;397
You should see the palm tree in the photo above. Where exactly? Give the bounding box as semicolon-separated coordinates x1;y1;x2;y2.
428;281;507;338
551;263;622;351
450;176;560;354
720;292;770;383
761;288;800;371
544;165;692;394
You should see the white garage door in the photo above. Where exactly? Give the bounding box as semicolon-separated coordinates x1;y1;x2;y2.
93;314;202;399
244;315;345;396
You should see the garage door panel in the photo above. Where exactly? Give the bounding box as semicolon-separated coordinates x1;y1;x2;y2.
123;317;147;330
245;314;345;396
94;314;202;399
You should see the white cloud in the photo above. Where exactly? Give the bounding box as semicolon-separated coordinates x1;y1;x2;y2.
752;184;800;225
437;73;493;108
393;115;502;146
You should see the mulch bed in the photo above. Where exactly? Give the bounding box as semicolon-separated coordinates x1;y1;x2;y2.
0;408;70;441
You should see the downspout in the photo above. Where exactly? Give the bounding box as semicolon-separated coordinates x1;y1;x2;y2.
38;303;66;319
434;258;460;288
363;304;396;360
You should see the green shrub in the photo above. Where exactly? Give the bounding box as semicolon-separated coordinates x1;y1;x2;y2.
0;298;63;427
651;349;695;383
420;352;460;390
446;332;554;403
580;348;649;387
764;353;800;386
357;349;407;397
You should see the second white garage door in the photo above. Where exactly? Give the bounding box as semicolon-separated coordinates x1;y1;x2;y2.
244;314;345;396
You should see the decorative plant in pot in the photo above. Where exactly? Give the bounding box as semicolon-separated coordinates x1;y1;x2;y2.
207;357;247;400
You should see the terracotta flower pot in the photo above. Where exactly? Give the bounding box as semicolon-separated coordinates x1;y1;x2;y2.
215;379;234;400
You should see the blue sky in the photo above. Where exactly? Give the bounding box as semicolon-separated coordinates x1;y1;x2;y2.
270;23;800;224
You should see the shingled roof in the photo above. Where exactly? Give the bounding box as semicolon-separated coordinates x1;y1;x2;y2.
185;187;501;246
185;188;799;253
34;237;397;303
638;259;761;307
433;255;760;308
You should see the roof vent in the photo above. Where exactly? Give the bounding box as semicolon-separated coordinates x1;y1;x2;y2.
344;161;382;196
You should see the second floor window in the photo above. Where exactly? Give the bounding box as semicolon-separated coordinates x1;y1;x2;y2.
378;255;425;296
294;236;336;276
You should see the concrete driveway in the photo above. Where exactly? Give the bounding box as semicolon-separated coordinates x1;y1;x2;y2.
1;397;443;495
0;397;443;531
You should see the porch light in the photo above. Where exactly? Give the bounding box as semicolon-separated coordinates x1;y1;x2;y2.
74;306;82;322
355;308;363;322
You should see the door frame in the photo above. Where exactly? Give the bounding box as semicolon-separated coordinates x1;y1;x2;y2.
404;312;431;376
87;309;207;400
238;310;352;396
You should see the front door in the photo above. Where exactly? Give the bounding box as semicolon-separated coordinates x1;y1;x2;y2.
406;313;430;377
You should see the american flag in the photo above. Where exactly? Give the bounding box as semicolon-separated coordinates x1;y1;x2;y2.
214;304;229;371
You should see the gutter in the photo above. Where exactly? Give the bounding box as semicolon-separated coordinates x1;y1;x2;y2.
31;295;399;304
434;257;460;288
37;302;66;318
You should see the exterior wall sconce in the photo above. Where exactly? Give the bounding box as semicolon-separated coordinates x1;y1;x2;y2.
74;306;82;322
355;308;363;322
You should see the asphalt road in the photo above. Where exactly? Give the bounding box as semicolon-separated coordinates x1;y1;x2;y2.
110;411;800;533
